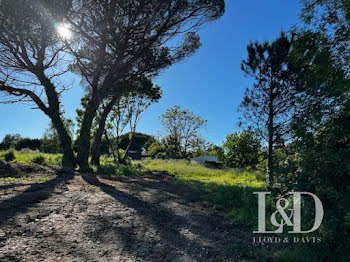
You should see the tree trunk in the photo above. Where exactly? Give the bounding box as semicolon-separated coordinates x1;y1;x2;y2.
76;96;101;170
38;74;76;168
267;96;275;186
122;132;135;163
104;130;117;163
50;115;76;168
91;95;119;166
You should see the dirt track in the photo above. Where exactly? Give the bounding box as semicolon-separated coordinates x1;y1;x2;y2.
0;163;255;261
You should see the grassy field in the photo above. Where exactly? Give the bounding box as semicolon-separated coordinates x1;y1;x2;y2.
0;149;63;166
0;150;267;227
0;150;144;176
141;159;267;226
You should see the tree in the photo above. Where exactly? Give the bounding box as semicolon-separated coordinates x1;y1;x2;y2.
280;30;350;260
14;138;41;151
222;132;261;168
67;0;225;169
0;0;225;170
76;78;161;165
240;32;300;185
0;134;21;150
41;117;74;154
206;143;224;159
92;78;161;165
119;133;154;153
147;140;166;159
160;105;207;159
43;117;74;141
0;0;76;167
105;82;161;163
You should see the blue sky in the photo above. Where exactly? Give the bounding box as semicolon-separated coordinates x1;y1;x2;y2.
0;0;301;145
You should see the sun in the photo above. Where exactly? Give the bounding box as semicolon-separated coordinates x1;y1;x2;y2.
55;22;72;39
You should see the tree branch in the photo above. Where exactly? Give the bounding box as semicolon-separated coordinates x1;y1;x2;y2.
0;82;48;114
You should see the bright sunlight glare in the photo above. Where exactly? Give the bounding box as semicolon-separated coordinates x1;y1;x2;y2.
55;22;72;39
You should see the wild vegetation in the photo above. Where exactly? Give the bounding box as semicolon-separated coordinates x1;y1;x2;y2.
142;159;265;226
0;0;349;261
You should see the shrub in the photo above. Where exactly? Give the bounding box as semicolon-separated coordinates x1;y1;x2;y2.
4;150;15;162
115;164;142;176
96;164;116;175
40;138;60;154
15;138;41;151
32;155;46;165
147;141;165;158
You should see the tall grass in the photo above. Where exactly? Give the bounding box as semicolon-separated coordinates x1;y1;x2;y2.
0;149;62;166
0;149;143;175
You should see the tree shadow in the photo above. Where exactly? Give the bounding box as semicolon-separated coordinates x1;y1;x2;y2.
98;172;259;229
0;170;74;226
81;174;241;261
0;183;37;190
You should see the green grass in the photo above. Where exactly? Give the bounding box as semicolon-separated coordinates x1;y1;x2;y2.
92;155;145;177
142;159;264;187
0;149;144;176
140;159;299;261
141;159;267;226
0;149;63;166
0;177;20;183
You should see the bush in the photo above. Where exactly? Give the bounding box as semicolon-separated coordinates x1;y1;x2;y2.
96;164;116;175
15;138;41;151
4;150;15;162
32;155;46;165
147;141;165;158
40;138;60;154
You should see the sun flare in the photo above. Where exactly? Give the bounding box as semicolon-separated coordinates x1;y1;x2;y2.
55;22;72;39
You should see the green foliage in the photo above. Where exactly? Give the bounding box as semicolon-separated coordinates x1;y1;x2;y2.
0;150;62;166
13;138;41;151
256;155;268;179
95;158;144;177
147;141;166;158
265;30;350;260
119;132;154;151
0;134;62;154
205;143;224;158
160;105;207;158
0;134;21;150
0;134;63;155
4;150;15;162
240;32;302;184
222;131;261;168
162;134;182;159
39;138;61;154
32;155;46;165
239;22;349;259
0;177;19;183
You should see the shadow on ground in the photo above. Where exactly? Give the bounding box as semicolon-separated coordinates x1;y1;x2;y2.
0;164;269;261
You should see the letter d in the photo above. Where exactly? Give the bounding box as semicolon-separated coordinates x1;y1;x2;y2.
290;192;323;233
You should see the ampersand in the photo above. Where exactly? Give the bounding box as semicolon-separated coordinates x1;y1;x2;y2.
270;198;294;232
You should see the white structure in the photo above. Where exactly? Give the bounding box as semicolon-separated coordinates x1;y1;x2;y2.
190;155;219;164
